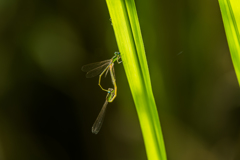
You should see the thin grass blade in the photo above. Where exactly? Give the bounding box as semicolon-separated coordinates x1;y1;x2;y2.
106;0;167;159
218;0;240;85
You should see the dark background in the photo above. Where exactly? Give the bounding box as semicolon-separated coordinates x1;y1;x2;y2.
0;0;240;160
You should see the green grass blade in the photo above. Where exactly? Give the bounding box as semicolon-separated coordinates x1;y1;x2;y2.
106;0;167;160
218;0;240;85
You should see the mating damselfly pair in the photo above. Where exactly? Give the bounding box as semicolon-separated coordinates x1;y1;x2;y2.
82;52;122;134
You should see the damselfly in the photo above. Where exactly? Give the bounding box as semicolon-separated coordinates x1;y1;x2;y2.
92;88;115;134
82;52;121;100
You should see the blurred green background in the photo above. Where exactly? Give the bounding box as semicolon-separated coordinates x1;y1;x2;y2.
0;0;240;160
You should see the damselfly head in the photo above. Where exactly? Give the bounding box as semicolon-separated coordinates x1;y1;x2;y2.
107;88;113;93
114;52;120;56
